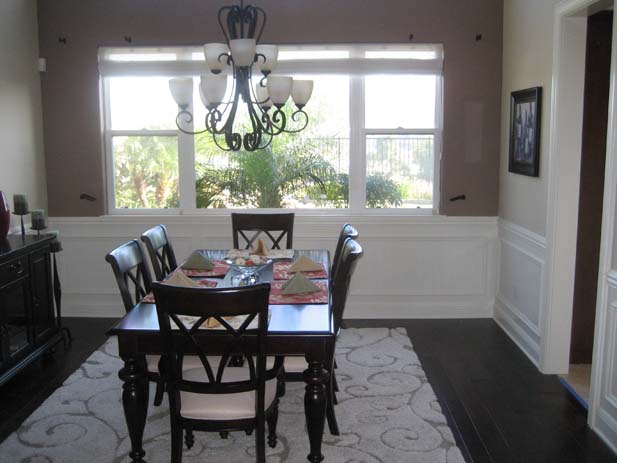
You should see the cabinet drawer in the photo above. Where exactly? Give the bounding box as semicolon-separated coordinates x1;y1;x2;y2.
0;256;29;286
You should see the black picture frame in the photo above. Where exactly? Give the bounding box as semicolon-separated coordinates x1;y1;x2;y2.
509;87;542;177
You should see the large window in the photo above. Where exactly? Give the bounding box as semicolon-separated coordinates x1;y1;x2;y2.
100;45;442;212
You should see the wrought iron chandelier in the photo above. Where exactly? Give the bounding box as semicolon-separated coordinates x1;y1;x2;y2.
168;1;313;152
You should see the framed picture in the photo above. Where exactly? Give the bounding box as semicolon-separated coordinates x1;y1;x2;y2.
509;87;542;177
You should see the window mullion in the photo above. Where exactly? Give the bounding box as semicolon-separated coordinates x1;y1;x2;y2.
349;75;366;210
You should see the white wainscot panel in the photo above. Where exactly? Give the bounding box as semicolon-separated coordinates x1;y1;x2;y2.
494;220;546;366
594;277;617;453
49;215;498;318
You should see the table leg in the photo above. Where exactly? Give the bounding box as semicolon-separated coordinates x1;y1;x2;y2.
119;356;149;463
303;357;328;463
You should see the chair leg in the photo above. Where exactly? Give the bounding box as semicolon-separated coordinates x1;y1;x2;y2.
326;378;340;435
171;422;183;463
256;413;266;463
332;370;339;395
184;429;195;449
153;379;165;406
267;400;279;448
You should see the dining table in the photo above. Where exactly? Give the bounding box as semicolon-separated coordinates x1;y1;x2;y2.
106;249;335;463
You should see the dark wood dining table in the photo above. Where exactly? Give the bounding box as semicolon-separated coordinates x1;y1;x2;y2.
107;249;335;463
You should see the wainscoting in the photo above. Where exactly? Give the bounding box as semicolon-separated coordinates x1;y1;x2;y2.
48;214;498;319
593;270;617;452
494;219;546;366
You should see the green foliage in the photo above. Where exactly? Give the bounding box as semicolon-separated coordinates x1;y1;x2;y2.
365;173;403;208
196;136;335;208
114;136;179;208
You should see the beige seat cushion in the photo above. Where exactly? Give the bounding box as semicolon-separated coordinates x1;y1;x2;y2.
180;366;277;420
145;355;217;373
284;356;309;373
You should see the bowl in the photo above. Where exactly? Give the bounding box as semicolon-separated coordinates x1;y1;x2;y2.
225;256;272;280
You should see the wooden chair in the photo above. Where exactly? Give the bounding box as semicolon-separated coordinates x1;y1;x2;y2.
105;239;166;406
152;282;283;463
283;238;363;435
231;212;294;250
141;224;178;281
330;223;359;288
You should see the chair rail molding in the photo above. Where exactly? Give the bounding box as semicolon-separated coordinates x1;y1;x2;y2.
48;214;498;319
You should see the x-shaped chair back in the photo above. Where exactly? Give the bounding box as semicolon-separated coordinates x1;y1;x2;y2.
105;239;153;312
231;213;294;250
141;224;178;281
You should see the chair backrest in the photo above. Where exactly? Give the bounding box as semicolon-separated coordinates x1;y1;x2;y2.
141;224;178;281
231;212;294;250
331;238;363;333
105;239;152;312
152;282;279;410
331;223;359;284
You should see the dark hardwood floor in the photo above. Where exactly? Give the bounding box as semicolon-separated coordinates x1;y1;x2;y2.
0;317;615;462
347;319;616;463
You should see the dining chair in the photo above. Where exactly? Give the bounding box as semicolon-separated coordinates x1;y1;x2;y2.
105;239;170;405
330;223;359;287
141;224;178;281
231;212;294;250
152;282;283;463
282;237;363;436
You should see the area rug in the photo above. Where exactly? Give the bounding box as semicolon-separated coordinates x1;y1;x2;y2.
0;328;465;463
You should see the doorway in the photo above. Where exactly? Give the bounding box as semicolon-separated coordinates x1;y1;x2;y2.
559;10;613;408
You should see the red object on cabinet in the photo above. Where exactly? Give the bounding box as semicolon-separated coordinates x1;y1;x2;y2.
0;191;10;239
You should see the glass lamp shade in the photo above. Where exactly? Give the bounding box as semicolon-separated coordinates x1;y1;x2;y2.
198;82;210;109
169;78;193;108
229;38;257;67
200;74;227;107
255;84;272;110
255;44;279;73
267;75;293;106
291;80;314;107
204;43;229;73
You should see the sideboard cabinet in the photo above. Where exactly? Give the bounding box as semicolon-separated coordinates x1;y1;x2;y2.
0;235;62;386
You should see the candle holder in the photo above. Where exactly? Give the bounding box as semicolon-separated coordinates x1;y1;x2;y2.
12;194;29;239
30;209;48;236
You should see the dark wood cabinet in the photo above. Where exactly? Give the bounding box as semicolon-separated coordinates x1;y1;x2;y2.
0;235;62;386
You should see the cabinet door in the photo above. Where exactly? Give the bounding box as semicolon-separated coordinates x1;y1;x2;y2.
0;277;32;364
30;249;55;343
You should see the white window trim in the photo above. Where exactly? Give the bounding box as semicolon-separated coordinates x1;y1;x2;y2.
101;44;443;216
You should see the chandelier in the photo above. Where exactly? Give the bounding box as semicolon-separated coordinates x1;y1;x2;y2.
168;1;313;152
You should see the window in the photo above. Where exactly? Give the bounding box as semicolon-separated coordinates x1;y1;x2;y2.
100;44;442;212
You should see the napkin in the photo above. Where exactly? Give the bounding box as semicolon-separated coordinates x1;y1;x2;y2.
289;255;323;273
182;251;215;270
163;271;201;287
251;238;269;256
282;272;321;295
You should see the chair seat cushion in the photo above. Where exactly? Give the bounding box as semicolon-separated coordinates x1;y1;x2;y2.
179;366;278;420
145;355;217;373
284;356;308;373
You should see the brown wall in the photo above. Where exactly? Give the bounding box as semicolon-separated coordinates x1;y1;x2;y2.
37;0;503;216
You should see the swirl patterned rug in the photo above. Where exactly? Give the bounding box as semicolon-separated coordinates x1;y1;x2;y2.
0;328;465;463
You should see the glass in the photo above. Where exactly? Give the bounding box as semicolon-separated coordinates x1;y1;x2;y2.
365;134;434;209
365;75;437;129
194;75;350;209
109;77;179;130
112;136;180;209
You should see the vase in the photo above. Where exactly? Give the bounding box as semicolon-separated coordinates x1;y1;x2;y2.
0;191;10;240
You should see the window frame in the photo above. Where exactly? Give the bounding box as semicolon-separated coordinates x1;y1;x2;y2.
100;45;443;215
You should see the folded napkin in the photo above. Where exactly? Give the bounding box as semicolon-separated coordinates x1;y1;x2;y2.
206;316;234;328
251;238;269;256
182;251;215;270
282;272;321;295
163;271;201;287
289;255;323;273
